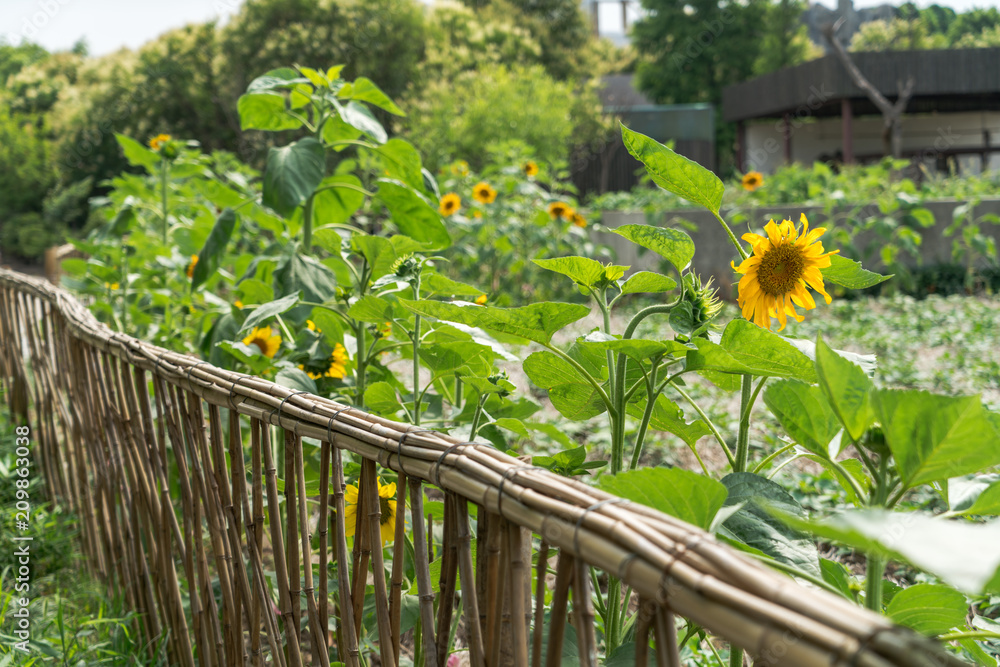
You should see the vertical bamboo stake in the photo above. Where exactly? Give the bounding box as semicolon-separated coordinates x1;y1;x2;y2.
435;494;459;666
635;600;653;667
331;446;360;667
318;440;331;652
573;560;598;667
261;424;304;667
181;393;224;667
361;460;396;667
409;478;439;667
455;500;485;667
389;469;408;664
250;418;265;667
546;552;574;667
508;525;530;667
653;607;679;667
294;428;331;667
284;429;302;637
163;382;211;667
228;408;247;665
236;419;288;667
349;461;370;640
487;517;507;667
532;541;550;667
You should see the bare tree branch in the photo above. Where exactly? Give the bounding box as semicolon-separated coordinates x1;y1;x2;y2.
821;19;915;158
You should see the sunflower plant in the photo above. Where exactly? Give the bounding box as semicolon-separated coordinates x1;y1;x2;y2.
398;123;1000;662
435;145;610;303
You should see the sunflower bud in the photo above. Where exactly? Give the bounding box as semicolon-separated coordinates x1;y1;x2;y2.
672;273;723;339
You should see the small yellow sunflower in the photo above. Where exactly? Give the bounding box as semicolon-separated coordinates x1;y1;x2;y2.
306;319;321;333
234;300;244;309
522;161;539;177
186;254;198;279
570;212;587;228
547;201;570;220
475;294;487;305
149;134;172;151
439;193;461;216
326;343;349;379
742;171;764;192
472;182;497;204
344;477;397;545
104;282;120;290
379;321;392;338
242;326;282;358
732;214;839;331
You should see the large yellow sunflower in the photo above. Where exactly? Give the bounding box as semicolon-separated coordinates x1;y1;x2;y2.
344;477;397;545
472;182;497;204
741;171;764;192
570;212;587;228
242;326;281;358
732;214;838;331
439;193;461;216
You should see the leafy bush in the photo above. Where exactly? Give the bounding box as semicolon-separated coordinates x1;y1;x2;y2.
405;63;601;171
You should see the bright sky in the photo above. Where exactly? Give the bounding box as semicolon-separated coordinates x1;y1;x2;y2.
3;0;1000;56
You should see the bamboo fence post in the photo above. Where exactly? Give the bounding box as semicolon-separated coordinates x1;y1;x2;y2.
331;445;361;667
455;499;485;667
546;551;574;667
294;426;331;667
261;423;304;667
389;469;408;663
435;493;459;665
361;459;396;667
318;440;332;652
409;477;439;667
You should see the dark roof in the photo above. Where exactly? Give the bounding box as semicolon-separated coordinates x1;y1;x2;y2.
722;48;1000;122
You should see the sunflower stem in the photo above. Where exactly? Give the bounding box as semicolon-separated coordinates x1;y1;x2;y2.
734;375;753;473
160;157;169;244
712;210;748;261
412;274;422;426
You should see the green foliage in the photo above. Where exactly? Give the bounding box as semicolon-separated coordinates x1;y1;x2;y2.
633;0;769;107
404;64;583;171
598;467;727;530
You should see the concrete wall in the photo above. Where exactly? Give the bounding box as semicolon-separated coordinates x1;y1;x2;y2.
745;111;1000;174
597;198;1000;299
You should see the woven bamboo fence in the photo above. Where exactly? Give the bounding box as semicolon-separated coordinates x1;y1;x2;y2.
0;267;967;667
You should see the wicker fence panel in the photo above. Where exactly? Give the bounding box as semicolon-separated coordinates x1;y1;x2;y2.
0;268;965;667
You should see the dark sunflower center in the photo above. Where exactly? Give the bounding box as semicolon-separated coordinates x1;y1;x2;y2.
757;242;805;296
379;496;393;526
248;337;267;351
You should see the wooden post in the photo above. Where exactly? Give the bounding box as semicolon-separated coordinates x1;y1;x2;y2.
783;113;792;164
736;121;746;172
842;98;854;165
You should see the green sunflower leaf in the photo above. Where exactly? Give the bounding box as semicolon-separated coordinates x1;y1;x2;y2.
621;123;724;214
821;255;892;289
397;299;589;346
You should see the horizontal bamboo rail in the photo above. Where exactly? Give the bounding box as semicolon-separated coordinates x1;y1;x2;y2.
0;268;966;667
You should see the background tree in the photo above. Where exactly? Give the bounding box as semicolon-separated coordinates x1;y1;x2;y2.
754;0;820;75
